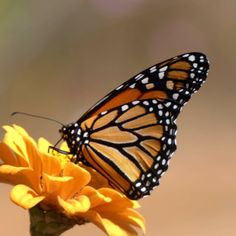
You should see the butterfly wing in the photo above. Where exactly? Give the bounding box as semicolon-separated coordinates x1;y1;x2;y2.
62;52;209;199
79;98;177;199
78;52;209;123
72;52;209;199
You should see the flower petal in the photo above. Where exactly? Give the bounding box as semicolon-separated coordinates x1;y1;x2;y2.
42;163;91;201
0;165;41;191
2;126;30;164
59;142;70;153
115;208;145;233
41;154;62;176
84;188;145;235
2;125;42;174
62;162;91;197
12;125;30;137
0;142;28;166
10;184;45;209
85;211;139;236
96;188;135;210
37;138;52;154
97;211;143;236
0;125;146;235
58;195;90;214
42;173;73;201
82;165;110;189
38;138;71;171
80;186;111;208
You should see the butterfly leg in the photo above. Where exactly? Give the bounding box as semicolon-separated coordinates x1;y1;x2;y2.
48;146;72;155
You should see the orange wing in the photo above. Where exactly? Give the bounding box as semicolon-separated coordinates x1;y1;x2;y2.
78;52;209;123
78;99;176;199
60;52;209;199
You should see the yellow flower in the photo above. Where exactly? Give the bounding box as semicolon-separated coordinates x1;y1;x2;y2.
0;125;145;236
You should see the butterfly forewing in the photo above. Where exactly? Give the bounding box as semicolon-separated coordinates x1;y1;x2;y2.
61;52;209;199
78;52;209;122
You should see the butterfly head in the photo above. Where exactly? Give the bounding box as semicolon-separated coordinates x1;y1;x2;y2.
59;123;82;153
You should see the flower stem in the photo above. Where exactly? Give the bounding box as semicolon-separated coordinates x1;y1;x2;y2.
29;205;77;236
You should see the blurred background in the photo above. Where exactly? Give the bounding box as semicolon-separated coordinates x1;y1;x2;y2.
0;0;235;235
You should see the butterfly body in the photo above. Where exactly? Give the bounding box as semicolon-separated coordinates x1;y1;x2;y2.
59;52;209;200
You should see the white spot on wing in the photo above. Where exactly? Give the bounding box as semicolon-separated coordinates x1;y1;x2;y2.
154;163;159;169
121;104;129;111
147;173;152;178
183;53;189;58
159;72;165;79
132;101;140;105
135;74;144;80
141;77;149;84
150;66;157;73
193;63;198;68
101;111;108;115
159;66;168;72
165;102;171;107
141;187;147;192
188;55;195;62
152;177;157;183
129;83;136;88
143;101;149;105
172;93;179;100
116;84;124;90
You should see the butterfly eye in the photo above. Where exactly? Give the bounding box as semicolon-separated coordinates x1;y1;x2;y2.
59;127;66;134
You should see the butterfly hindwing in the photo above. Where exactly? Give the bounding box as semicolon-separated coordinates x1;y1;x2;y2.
80;99;177;199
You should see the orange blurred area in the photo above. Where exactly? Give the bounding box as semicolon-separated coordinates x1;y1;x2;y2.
0;1;235;235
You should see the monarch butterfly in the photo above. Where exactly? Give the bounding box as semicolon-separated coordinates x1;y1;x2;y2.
52;52;209;200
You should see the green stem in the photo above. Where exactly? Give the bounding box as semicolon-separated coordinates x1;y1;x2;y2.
29;205;82;236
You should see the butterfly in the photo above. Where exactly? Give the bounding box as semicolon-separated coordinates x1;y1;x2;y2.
51;52;209;200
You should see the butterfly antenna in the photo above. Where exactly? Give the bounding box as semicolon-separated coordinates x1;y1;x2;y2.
11;112;64;126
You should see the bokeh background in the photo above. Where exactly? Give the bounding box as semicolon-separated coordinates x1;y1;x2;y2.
0;1;235;235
